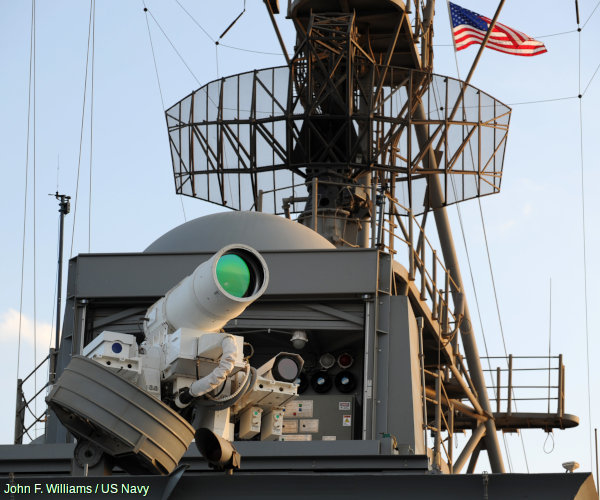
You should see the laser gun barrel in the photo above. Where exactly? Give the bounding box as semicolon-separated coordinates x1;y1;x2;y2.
145;244;269;335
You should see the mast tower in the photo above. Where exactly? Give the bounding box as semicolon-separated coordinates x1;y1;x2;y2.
164;0;579;473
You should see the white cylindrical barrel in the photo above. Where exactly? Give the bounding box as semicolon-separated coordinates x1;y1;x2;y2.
147;244;269;333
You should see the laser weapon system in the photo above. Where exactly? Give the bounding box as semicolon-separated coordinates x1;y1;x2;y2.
46;244;303;474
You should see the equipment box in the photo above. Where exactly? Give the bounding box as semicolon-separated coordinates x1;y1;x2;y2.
281;395;355;441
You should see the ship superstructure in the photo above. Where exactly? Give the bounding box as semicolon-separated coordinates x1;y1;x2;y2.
2;1;597;498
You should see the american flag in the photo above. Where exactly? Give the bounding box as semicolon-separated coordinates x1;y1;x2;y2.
450;2;547;56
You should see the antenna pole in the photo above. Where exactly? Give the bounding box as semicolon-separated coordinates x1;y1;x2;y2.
409;0;507;472
413;102;506;472
428;172;506;473
53;192;70;352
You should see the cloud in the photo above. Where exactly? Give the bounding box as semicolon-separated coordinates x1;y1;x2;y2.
499;219;516;232
0;310;52;445
0;309;52;349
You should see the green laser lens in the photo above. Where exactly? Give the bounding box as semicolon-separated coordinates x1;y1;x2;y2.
216;254;251;298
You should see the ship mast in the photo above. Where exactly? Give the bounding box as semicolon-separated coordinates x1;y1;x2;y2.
161;0;576;473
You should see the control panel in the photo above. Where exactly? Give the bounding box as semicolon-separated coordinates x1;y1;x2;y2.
280;395;355;441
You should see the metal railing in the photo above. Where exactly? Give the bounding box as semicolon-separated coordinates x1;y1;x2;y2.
383;192;461;338
423;368;456;472
14;349;56;444
481;354;565;416
256;179;460;338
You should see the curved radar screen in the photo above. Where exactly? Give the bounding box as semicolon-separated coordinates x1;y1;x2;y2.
216;254;251;298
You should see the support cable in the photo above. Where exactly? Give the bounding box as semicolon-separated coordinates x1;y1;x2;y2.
576;7;594;472
17;0;36;382
478;198;530;473
477;200;508;358
88;0;96;253
582;62;600;96
503;433;513;472
433;30;576;49
145;7;201;86
173;0;285;56
142;3;165;110
543;431;555;454
509;96;578;106
142;3;187;222
32;0;37;434
69;0;95;258
173;0;215;43
219;43;286;56
435;28;578;47
583;0;600;28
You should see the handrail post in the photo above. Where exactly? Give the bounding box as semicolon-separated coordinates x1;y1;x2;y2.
432;250;438;320
420;232;426;300
417;317;428;448
558;354;564;418
434;371;442;470
14;379;25;445
408;209;415;280
443;271;449;336
448;403;454;473
371;181;377;248
311;178;318;231
507;354;513;416
496;366;501;413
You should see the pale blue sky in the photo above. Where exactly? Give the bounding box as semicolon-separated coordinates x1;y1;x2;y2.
0;0;598;475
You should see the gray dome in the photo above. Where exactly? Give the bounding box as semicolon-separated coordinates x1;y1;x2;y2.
145;211;335;253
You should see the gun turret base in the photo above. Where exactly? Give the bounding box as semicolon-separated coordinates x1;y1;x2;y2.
46;356;195;475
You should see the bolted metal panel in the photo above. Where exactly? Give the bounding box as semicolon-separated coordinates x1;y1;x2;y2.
71;250;381;299
375;296;425;455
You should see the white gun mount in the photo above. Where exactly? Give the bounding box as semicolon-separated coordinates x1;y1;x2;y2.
48;244;303;474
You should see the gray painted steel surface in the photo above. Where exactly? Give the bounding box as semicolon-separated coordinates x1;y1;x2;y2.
375;296;425;454
0;470;595;500
70;250;381;299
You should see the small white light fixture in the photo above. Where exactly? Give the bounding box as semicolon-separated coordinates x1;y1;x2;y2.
562;461;580;473
291;330;308;350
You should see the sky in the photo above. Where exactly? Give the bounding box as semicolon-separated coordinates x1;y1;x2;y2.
0;0;598;477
